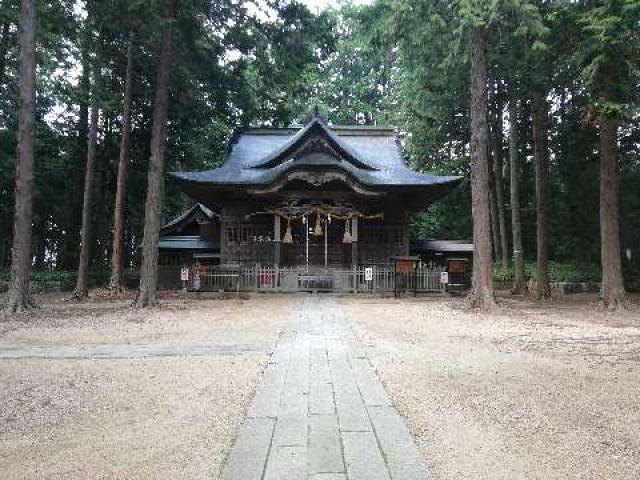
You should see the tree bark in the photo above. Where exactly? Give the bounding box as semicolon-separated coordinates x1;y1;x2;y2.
109;26;136;292
509;99;526;293
492;92;509;268
60;47;90;270
533;96;550;299
468;26;496;311
488;120;501;261
599;110;627;309
6;0;36;312
136;1;176;308
72;34;102;299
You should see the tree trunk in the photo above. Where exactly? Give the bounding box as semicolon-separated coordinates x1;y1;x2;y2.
488;120;501;261
492;93;509;268
509;99;526;293
6;0;36;312
599;111;627;309
109;26;136;292
92;111;115;266
533;96;551;299
468;26;496;311
60;47;90;270
136;1;176;308
72;35;102;299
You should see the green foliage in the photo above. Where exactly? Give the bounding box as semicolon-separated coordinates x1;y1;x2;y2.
289;3;401;126
0;266;138;291
494;261;602;284
0;0;335;266
575;0;640;115
242;3;336;126
0;0;638;289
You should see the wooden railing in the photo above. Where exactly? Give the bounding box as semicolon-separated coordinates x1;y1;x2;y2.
187;265;447;294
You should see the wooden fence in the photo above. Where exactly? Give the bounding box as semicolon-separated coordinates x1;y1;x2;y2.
187;265;446;294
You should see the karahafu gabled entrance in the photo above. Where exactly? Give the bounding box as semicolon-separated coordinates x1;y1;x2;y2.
247;201;384;268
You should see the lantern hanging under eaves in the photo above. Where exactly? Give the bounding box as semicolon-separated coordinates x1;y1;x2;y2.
313;212;323;236
283;219;293;244
342;219;352;244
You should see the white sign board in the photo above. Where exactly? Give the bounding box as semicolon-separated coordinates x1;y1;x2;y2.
180;267;190;282
365;267;373;282
440;271;449;284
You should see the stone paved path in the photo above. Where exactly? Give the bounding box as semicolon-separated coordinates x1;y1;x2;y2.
222;295;431;480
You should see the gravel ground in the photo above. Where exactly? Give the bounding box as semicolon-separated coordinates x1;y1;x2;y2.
0;292;294;480
342;294;640;480
3;291;639;479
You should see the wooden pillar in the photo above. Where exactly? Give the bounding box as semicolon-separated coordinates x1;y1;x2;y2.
351;216;359;267
273;214;281;266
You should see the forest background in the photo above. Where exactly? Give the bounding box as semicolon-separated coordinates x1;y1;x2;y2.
0;0;638;290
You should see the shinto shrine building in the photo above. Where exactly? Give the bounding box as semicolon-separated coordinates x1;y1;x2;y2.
159;115;462;271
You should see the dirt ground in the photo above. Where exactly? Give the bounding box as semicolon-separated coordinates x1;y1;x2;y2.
342;293;640;480
2;291;639;480
0;292;293;480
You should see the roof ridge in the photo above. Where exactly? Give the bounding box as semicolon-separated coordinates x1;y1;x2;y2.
248;118;381;171
243;125;397;133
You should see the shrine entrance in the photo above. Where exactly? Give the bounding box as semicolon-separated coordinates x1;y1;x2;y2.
246;199;380;270
281;213;352;267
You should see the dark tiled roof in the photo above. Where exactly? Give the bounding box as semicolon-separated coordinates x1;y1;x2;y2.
251;118;379;171
169;118;461;188
158;236;219;251
411;239;474;254
160;203;217;236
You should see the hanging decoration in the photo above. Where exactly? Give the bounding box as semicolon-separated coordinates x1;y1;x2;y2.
313;211;323;236
245;201;384;223
283;219;293;244
342;218;353;244
246;202;380;249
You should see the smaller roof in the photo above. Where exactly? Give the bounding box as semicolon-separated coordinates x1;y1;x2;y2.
411;239;474;254
158;236;219;251
161;203;217;236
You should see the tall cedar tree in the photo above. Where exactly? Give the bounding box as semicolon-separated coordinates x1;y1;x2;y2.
5;0;36;312
72;33;101;299
469;25;496;311
487;142;501;261
509;99;526;293
533;96;551;298
576;0;639;308
109;25;136;292
59;48;90;270
136;0;176;308
599;103;626;307
492;91;509;268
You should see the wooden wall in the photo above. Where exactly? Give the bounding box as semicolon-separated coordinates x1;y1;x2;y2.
218;198;409;267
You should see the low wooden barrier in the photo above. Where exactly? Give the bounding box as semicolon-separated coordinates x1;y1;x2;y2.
185;265;447;294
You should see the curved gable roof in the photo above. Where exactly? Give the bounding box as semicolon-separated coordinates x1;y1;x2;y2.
250;117;379;171
169;117;462;192
160;203;217;236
